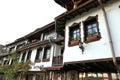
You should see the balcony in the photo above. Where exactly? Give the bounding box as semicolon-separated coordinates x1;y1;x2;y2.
53;56;63;66
17;40;49;52
17;37;64;52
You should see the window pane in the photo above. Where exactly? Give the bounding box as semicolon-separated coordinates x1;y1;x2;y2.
70;27;80;40
88;29;93;35
27;50;32;60
21;52;26;61
88;25;92;29
93;27;97;32
92;23;97;27
35;48;42;61
43;47;51;60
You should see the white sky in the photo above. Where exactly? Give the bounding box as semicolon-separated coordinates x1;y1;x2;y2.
0;0;65;45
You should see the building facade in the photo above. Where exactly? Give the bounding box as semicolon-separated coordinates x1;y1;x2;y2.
55;0;120;79
0;0;120;80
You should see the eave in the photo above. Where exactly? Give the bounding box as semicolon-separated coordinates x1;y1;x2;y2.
6;36;26;47
25;22;55;39
61;58;120;73
55;0;110;36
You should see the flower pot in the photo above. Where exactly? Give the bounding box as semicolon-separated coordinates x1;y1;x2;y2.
69;40;79;46
86;35;99;42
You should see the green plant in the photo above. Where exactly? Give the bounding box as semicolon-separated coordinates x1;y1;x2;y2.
19;60;31;80
0;53;20;80
0;52;31;80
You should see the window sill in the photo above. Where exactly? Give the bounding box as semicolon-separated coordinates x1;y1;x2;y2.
85;35;101;43
42;58;50;62
69;40;80;47
35;59;41;63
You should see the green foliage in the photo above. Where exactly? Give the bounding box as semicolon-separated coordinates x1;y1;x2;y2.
0;52;31;80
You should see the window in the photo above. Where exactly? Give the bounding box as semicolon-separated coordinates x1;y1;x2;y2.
16;43;25;50
21;52;26;62
83;15;101;43
26;50;32;60
69;23;80;46
9;47;15;53
43;46;51;62
35;48;42;62
43;30;56;40
3;60;9;65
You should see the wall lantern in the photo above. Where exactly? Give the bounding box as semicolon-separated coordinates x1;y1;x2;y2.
79;42;84;54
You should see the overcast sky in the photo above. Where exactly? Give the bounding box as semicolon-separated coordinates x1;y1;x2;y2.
0;0;65;45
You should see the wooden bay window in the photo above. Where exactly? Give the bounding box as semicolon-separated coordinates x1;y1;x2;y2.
69;23;81;46
83;15;101;43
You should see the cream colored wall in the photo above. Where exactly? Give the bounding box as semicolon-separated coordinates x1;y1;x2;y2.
63;1;120;63
106;1;120;57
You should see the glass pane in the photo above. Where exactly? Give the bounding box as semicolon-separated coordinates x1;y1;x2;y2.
76;33;80;39
93;27;97;32
88;25;92;29
73;30;76;34
88;29;93;35
92;23;97;27
77;29;80;33
111;73;117;80
46;48;51;59
73;34;76;39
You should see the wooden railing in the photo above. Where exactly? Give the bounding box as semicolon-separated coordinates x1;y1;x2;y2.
53;56;63;66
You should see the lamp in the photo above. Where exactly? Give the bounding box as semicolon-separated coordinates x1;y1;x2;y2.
79;42;84;53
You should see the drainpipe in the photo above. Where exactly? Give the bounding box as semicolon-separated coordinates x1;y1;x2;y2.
98;0;120;74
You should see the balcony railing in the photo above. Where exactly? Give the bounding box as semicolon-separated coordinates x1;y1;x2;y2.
53;56;63;66
17;37;64;52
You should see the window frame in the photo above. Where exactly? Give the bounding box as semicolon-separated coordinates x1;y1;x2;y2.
35;48;42;62
42;46;51;62
43;30;56;41
83;15;101;43
26;50;32;61
68;23;81;47
21;52;26;62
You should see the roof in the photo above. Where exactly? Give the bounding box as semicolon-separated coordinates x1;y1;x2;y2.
6;22;55;46
54;0;73;11
0;44;4;49
55;0;110;35
54;0;90;11
25;21;55;38
6;36;26;47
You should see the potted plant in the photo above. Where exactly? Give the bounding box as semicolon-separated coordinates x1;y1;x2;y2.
69;37;80;46
86;31;100;43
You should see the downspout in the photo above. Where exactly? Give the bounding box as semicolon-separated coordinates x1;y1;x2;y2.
98;0;120;73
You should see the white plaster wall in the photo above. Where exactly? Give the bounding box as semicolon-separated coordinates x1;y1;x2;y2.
63;1;120;63
30;45;54;71
106;1;120;57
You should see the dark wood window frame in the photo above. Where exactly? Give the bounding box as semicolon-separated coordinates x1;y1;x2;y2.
3;60;9;65
35;48;42;62
68;23;81;47
83;15;101;43
42;46;51;62
26;50;32;61
21;52;26;62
